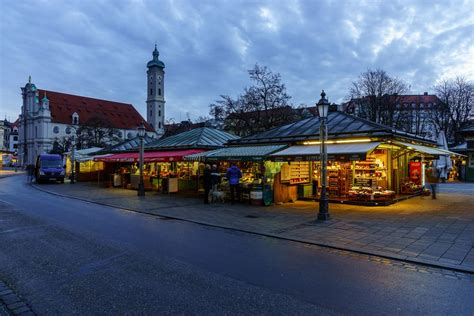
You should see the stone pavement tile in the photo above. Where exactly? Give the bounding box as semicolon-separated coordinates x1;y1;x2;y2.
1;294;20;305
438;233;459;242
417;252;440;260
419;243;452;257
438;258;462;265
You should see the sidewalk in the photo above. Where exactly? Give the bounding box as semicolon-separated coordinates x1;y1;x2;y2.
33;180;474;273
0;169;24;179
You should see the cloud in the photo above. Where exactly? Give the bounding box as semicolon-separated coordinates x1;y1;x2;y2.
0;0;473;123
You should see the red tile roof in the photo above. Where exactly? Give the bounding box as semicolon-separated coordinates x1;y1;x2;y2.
397;94;440;104
38;89;154;132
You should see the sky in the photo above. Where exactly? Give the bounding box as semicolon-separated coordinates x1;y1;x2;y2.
1;0;473;123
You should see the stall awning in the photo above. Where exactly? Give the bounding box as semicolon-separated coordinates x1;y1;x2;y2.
270;142;382;161
185;145;287;161
94;149;205;163
394;142;465;157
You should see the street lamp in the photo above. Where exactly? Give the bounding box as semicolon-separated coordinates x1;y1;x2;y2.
71;134;76;184
68;125;78;184
137;122;146;196
317;90;330;221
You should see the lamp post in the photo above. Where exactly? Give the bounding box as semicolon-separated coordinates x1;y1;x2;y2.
317;90;330;221
137;122;146;196
67;125;78;184
70;134;76;184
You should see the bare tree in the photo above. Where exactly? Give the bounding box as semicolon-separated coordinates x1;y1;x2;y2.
76;116;122;149
209;64;294;136
432;77;473;143
348;69;409;127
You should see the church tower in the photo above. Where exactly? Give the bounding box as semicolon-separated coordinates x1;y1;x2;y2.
146;44;165;136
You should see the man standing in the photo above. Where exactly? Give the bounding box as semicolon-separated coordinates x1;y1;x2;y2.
426;162;440;199
211;164;221;192
226;163;242;204
203;164;212;204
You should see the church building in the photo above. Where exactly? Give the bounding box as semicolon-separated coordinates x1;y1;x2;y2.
18;46;167;166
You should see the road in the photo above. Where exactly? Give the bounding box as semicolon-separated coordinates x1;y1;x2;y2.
0;175;473;315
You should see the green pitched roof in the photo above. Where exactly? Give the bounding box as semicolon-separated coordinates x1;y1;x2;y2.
103;135;156;153
146;127;239;150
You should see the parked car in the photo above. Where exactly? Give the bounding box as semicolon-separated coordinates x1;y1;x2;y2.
35;154;65;184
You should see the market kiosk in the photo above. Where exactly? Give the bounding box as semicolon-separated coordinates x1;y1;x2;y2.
185;145;287;205
94;149;204;192
222;110;462;205
95;127;239;193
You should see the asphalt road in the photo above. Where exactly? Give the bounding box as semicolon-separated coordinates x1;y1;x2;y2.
0;175;473;315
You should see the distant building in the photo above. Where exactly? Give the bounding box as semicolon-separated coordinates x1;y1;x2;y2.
8;119;19;153
343;92;441;140
17;46;168;166
0;119;9;152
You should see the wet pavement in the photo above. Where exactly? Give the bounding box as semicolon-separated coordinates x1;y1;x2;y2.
28;175;474;273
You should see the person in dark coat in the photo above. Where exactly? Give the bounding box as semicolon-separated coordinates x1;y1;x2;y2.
211;164;221;192
226;163;242;204
203;164;212;204
426;162;440;199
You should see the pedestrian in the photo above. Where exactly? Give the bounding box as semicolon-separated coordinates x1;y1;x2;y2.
203;164;212;204
211;164;221;192
26;164;35;183
426;162;440;199
226;163;242;204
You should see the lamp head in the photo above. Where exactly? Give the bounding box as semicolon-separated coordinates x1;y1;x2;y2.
138;122;146;138
317;90;329;118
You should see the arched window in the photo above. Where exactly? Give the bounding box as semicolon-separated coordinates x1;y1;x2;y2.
72;112;79;125
127;132;133;139
158;110;161;116
158;88;161;96
150;88;153;95
158;122;161;129
53;126;59;134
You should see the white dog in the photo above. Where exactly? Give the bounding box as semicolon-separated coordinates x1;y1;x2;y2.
210;190;226;203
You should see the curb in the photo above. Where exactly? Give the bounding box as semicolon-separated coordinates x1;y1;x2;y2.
0;280;35;316
31;183;474;275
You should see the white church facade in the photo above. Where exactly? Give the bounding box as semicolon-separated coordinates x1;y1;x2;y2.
18;46;167;166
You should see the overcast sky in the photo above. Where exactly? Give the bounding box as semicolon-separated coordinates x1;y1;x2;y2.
1;0;473;123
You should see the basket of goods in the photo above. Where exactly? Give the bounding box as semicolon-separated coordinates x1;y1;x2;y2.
401;180;423;194
374;189;395;201
348;186;361;200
